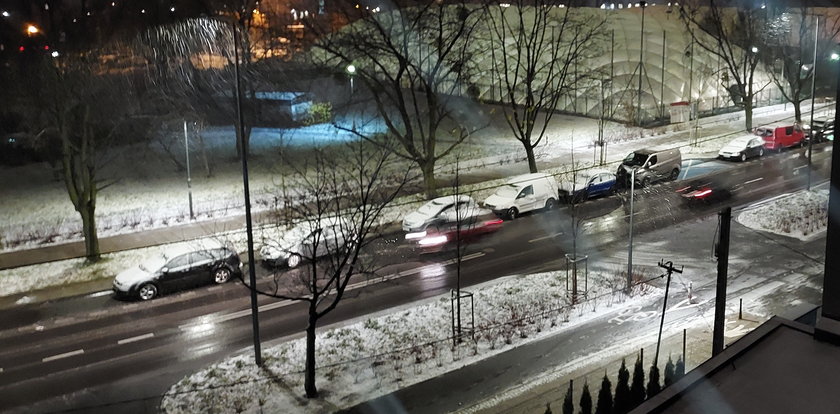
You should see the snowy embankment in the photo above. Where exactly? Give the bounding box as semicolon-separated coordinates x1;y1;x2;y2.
736;189;829;241
160;270;660;414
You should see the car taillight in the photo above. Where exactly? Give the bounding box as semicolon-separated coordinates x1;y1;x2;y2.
693;189;713;198
483;218;504;226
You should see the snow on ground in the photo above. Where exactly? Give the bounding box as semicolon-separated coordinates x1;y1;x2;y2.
160;270;661;414
736;188;829;241
2;102;823;253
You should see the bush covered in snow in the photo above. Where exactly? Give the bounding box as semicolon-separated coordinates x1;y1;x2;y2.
737;190;828;240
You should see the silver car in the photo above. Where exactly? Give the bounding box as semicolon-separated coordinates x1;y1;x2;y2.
402;195;488;238
260;217;352;268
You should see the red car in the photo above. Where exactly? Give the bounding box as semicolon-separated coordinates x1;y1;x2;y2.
410;216;503;252
753;124;805;151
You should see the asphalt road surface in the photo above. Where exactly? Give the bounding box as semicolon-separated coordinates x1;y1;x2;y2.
0;143;831;413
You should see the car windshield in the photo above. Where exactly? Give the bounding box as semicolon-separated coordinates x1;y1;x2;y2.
726;136;752;147
754;128;773;137
623;152;648;166
138;255;166;272
417;199;448;216
495;184;520;198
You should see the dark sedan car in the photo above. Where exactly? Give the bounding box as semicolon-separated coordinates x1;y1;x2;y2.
676;176;743;205
113;241;242;301
718;135;765;162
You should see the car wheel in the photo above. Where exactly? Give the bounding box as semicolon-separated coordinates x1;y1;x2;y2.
670;169;679;180
740;153;747;162
641;177;652;187
544;198;557;210
287;253;302;268
213;267;232;284
758;148;764;157
507;207;519;220
138;283;158;301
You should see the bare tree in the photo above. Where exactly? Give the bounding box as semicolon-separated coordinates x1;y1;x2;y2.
764;8;840;123
482;1;606;173
244;140;408;398
310;2;483;198
16;46;142;260
680;1;770;131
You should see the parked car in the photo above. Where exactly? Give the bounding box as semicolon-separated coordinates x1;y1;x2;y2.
113;240;241;301
482;173;559;219
403;195;486;235
616;147;681;188
718;135;765;162
260;217;352;268
558;170;617;202
806;118;834;144
753;124;805;151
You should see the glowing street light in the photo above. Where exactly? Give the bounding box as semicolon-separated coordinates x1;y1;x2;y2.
831;52;840;61
751;46;759;53
26;24;39;35
2;11;10;17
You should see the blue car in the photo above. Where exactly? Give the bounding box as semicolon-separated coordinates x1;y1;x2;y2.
558;170;617;202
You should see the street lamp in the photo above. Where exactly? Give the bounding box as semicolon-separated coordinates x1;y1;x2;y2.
627;168;636;293
808;15;822;191
208;16;262;367
26;24;39;36
346;64;356;95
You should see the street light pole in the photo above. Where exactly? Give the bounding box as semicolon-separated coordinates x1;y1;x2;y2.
214;17;263;367
627;168;636;293
808;16;820;191
637;1;647;126
184;120;195;220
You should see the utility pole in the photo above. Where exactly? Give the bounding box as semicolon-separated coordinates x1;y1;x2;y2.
655;259;683;367
712;207;732;356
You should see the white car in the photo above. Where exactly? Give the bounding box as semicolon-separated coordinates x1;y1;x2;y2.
260;217;352;268
402;195;487;237
483;173;559;219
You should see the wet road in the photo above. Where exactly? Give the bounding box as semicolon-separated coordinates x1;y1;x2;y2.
0;144;832;413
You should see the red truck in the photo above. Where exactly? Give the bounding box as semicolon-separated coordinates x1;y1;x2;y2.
753;124;805;151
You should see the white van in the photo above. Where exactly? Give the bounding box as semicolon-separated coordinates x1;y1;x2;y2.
483;173;559;219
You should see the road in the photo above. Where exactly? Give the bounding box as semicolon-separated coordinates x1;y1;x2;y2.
0;144;831;413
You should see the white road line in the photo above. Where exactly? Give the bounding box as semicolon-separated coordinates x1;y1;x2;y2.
117;333;154;345
87;290;111;298
179;252;486;330
42;349;84;363
744;177;763;185
528;233;562;243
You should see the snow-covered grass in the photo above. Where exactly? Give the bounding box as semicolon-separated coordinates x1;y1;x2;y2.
0;103;820;254
736;189;828;240
160;270;660;414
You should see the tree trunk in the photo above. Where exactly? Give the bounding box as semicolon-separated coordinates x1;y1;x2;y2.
524;142;538;173
79;201;100;261
793;102;802;124
304;312;319;398
744;102;754;131
422;160;437;199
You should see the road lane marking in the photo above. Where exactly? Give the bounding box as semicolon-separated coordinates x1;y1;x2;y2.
42;349;84;362
179;252;486;330
744;177;763;185
529;233;562;243
87;290;111;298
117;333;154;345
